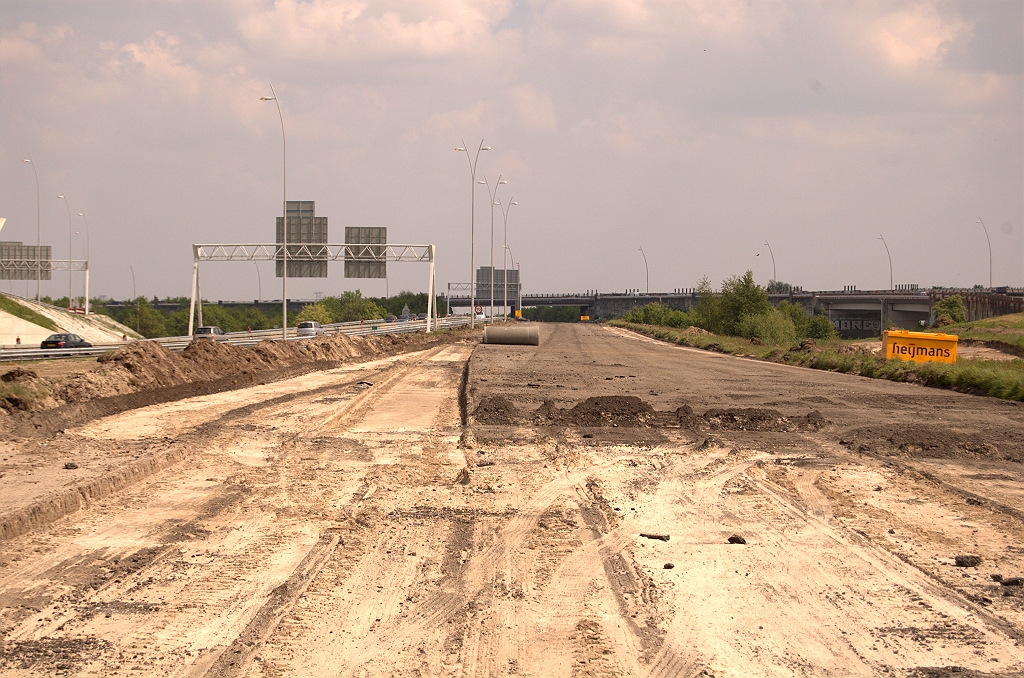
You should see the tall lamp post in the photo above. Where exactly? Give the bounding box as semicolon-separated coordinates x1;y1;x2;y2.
254;262;262;301
480;176;507;320
73;233;84;307
455;140;490;328
22;156;41;302
77;213;91;314
976;218;993;288
498;197;517;319
57;194;73;304
763;240;776;285
878;235;893;291
261;85;288;339
638;246;649;294
505;244;521;317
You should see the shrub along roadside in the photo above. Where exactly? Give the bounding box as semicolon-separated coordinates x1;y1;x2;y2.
611;321;1024;402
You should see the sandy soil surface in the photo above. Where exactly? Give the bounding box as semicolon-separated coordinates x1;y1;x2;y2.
1;323;1023;677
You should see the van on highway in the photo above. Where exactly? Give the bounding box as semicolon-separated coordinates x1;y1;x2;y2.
296;321;324;337
192;326;226;342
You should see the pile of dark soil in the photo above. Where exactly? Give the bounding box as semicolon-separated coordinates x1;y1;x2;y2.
563;396;655;427
697;407;828;432
839;424;1002;459
1;367;38;383
471;394;826;434
702;408;793;432
789;338;817;352
534;396;655;428
472;396;522;425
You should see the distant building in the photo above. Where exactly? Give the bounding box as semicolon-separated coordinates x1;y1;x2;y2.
276;200;327;278
1;241;52;280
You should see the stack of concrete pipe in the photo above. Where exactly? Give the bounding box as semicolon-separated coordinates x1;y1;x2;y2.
482;325;540;346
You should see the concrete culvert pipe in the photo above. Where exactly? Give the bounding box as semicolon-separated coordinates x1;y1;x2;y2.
482;325;540;346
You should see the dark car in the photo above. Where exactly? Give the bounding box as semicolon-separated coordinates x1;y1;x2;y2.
41;333;91;349
192;326;226;342
385;315;398;323
416;313;427;321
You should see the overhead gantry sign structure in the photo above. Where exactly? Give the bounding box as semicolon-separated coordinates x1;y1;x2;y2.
188;243;437;336
0;256;90;314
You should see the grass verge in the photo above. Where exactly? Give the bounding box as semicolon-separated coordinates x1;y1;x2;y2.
943;312;1024;354
0;294;58;333
610;320;1024;401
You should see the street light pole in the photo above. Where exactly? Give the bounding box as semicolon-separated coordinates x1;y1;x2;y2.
498;198;517;319
480;176;507;321
261;84;288;340
638;246;649;294
455;141;490;328
77;213;91;314
505;244;520;317
74;231;84;305
878;235;893;291
254;262;262;301
58;194;73;304
763;240;776;284
22;156;41;302
976;218;993;288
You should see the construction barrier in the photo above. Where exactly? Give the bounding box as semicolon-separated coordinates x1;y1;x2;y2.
883;329;958;364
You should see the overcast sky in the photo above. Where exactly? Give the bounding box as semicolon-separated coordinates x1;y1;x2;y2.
1;0;1021;302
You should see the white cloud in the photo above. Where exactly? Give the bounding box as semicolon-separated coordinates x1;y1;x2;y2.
510;84;558;132
0;1;1020;299
237;0;507;61
871;4;971;68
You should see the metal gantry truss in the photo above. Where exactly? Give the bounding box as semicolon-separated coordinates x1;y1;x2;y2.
0;259;90;314
188;243;437;335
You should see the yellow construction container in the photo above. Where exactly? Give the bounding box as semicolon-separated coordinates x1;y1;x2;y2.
882;329;958;364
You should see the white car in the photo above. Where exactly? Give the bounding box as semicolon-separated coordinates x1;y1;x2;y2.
192;326;226;342
296;320;324;337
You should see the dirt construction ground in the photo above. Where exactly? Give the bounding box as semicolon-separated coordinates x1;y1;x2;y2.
2;324;1024;677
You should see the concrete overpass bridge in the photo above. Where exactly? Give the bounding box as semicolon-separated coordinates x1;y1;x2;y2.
446;287;1024;338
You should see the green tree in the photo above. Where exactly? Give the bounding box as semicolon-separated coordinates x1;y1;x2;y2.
806;314;839;340
767;280;797;294
322;291;388;322
120;297;167;338
296;302;334;325
522;306;580;322
622;302;691;328
932;295;967;324
691;276;724;334
776;300;810;337
376;291;429;317
719;271;769;336
738;308;797;345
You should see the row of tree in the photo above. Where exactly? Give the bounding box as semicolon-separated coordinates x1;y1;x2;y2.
293;291;444;326
621;271;839;344
43;290;446;339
